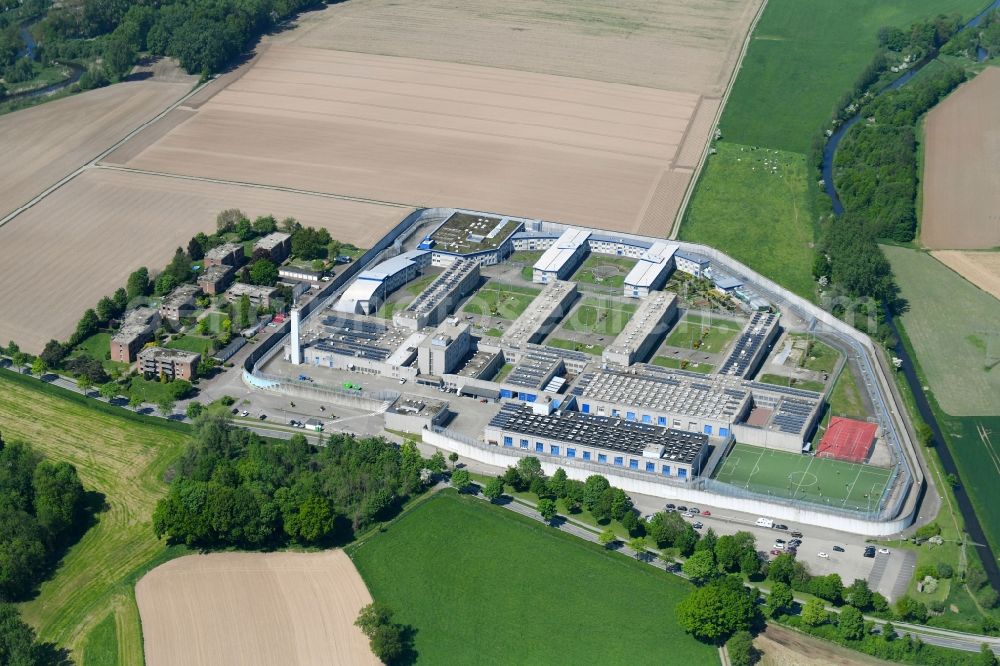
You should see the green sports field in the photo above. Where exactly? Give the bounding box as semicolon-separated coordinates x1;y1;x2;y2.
349;491;716;665
714;443;892;512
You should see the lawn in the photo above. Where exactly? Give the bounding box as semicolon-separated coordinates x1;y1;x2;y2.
0;369;190;665
679;143;816;300
827;365;868;420
348;491;716;665
718;0;993;153
883;245;1000;416
70;332;129;373
665;311;743;353
124;376;181;405
758;373;826;393
493;362;514;382
570;254;638;289
462;283;540;320
714;443;891;512
546;338;604;356
653;356;714;374
561;298;638;336
789;335;841;375
164;334;214;355
406;272;439;296
510;251;545;282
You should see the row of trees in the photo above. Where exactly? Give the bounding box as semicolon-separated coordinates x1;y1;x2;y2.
152;413;436;547
0;435;88;600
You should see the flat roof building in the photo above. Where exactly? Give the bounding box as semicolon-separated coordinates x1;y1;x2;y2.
485;403;710;481
335;250;430;315
717;312;780;378
253;232;292;263
225;283;279;309
674;251;710;278
137;346;200;380
385;395;451;432
197;264;235;295
159;284;200;322
278;266;323;282
423;210;522;266
623;241;678;298
533;227;590;283
504;280;577;348
394;258;479;330
203;242;244;268
110;307;161;363
417;320;471;376
603;292;677;366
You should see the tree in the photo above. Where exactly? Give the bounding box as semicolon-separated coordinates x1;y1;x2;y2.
768;553;796;586
96;295;117;323
295;496;334;543
766;581;793;618
695;527;718;554
216;208;246;234
517;457;544;486
128;394;143;411
726;630;756;666
113;287;129;312
31;357;46;377
32;461;84;538
104;33;136;79
253;215;277;235
77;375;93;394
537;498;557;523
39;340;67;369
547;467;568;497
249;259;278;286
0;604;43;665
126;266;150;300
895;595;928;623
235;217;254;241
809;573;843;604
627;536;648;559
845;578;874;611
427;451;446;475
916;422;934;447
186;402;203;420
355;602;406;664
598;528;616;549
607;487;632;521
621;511;643;537
801;598;828;627
98;382;119;401
683;549;718;585
676;575;759;643
582;475;610;511
838;605;865;641
237;294;251;329
157;397;175;418
450;468;471;492
448;452;459;469
882;621;895;642
483;476;504;502
979;643;999;666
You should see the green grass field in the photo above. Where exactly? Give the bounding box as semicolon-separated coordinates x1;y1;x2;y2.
547;338;604;356
789;335;841;375
665;311;742;353
0;369;190;665
570;254;638;289
561;298;637;336
679;143;816;300
653;356;714;374
714;443;891;512
70;332;129;373
164;334;214;355
758;373;826;393
883;246;1000;415
718;0;992;153
463;283;540;320
348;491;716;665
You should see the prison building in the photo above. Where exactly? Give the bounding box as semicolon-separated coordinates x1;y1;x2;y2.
500;351;566;403
203;242;244;268
420;210;523;266
717;312;780;378
573;365;752;439
197;264;235;295
732;382;824;452
674;251;710;278
278;266;323;282
503;280;577;349
225;283;279;309
253;232;292;264
485;403;710;481
159;284;201;323
303;317;419;380
532;228;591;283
137;346;200;380
587;234;653;258
334;250;430;315
417;320;472;376
511;230;561;252
110;307;161;363
384;395;451;432
623;241;678;298
602;292;677;366
393;258;479;330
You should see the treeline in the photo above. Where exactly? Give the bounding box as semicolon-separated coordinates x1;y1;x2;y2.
152;414;434;547
942;9;1000;60
0;604;69;666
0;435;88;601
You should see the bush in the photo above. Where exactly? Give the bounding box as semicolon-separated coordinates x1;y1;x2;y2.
726;630;757;666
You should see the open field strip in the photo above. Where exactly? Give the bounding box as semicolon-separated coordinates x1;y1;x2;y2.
931;251;1000;301
921;67;1000;250
348;491;716;665
137;552;377;666
0;168;408;352
0;370;190;665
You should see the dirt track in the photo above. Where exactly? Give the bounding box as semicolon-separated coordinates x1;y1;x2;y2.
921;67;1000;250
932;250;1000;301
136;551;378;666
119;45;705;231
756;624;892;666
0;168;408;351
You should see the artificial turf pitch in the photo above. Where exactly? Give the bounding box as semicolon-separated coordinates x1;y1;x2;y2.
713;443;891;512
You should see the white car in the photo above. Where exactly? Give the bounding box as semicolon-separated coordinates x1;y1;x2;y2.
817;552;829;558
241;410;249;417
681;512;694;518
878;548;890;555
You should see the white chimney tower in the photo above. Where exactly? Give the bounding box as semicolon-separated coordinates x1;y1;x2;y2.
290;307;302;365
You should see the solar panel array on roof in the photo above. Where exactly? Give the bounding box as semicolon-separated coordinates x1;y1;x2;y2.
313;318;393;360
489;403;707;462
718;312;778;377
769;397;815;434
404;258;478;316
581;368;749;419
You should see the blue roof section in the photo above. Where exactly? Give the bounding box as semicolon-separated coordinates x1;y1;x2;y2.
360;250;428;281
713;275;743;290
513;231;561;240
675;250;710;265
590;234;653;250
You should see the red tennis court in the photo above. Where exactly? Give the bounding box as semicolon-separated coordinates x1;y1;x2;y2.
817;417;878;463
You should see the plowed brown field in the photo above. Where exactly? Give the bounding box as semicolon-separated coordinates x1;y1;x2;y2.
921;67;1000;250
136;551;378;666
0;168;408;351
932;250;1000;300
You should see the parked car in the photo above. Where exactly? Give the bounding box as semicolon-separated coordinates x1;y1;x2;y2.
864;546;876;558
788;539;802;547
231;408;239;415
770;549;782;556
833;545;845;552
878;547;890;555
258;414;267;420
701;510;711;516
665;503;676;510
681;512;694;518
790;531;803;538
241;410;249;417
786;547;797;555
817;552;829;558
690;508;700;514
692;522;703;529
773;524;788;530
774;538;786;545
677;505;688;512
773;543;785;550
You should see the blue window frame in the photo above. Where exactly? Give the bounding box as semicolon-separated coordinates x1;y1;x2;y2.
613;456;623;467
503;436;513;447
626;411;636;421
550;445;560;456
662;465;671;476
582;451;591;461
678;468;688;479
703;425;712;435
612;409;620;418
567;448;576;458
645;461;655;472
629;459;638;470
719;427;729;437
535;442;544;452
641;415;652;424
519;439;529;449
658;416;667;426
500;389;512;399
598;453;607;463
581;403;590;414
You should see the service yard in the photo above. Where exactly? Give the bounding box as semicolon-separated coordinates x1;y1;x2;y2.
136;551;378;666
0;168;407;351
921;66;1000;250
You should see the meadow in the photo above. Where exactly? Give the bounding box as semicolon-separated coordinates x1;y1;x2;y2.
348;491;716;665
0;369;190;665
679;142;815;299
560;298;638;336
569;254;638;289
463;283;540;320
665;311;742;353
